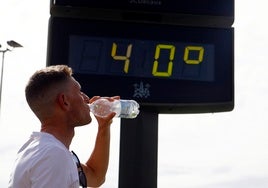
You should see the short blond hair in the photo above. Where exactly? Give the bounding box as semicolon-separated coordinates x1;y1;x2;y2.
25;65;73;118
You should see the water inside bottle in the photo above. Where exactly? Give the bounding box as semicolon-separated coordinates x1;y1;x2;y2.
89;98;140;119
89;98;113;118
118;100;140;118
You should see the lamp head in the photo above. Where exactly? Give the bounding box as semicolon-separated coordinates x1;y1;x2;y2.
7;40;23;48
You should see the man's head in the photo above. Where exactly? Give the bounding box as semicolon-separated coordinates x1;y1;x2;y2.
25;65;91;125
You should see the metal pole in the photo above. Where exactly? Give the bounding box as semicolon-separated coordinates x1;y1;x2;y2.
0;41;23;119
0;50;7;117
119;110;158;188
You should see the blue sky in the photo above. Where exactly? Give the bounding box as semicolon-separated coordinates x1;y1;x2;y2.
1;0;268;187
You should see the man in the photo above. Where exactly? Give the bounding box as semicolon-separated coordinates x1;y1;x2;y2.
8;65;118;187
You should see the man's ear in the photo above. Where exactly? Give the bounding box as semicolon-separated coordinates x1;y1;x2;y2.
57;93;69;110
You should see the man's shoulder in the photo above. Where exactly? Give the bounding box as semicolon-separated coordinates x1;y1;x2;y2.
18;132;70;162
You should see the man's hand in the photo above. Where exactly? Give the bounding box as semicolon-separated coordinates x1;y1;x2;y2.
89;96;120;127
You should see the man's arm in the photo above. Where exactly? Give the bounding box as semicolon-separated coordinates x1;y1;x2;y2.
82;96;118;187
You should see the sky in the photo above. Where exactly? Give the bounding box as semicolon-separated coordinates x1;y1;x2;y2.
1;0;268;188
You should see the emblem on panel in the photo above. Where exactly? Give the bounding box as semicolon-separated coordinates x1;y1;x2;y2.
133;82;150;98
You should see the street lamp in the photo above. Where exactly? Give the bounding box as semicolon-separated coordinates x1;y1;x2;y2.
0;40;23;116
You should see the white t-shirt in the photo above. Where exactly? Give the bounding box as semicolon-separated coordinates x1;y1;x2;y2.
8;132;79;188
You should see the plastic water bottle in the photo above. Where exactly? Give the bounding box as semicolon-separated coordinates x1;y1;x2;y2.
89;98;140;119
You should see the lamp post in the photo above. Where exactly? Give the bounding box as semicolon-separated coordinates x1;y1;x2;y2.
0;40;23;117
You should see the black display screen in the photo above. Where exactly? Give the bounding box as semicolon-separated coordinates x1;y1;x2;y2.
47;17;234;113
69;36;214;82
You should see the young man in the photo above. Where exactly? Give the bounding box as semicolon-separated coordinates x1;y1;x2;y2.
8;65;118;187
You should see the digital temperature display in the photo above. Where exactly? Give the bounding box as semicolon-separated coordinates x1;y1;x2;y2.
47;17;234;113
69;36;214;82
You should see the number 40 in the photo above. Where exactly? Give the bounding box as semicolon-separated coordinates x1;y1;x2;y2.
111;43;204;77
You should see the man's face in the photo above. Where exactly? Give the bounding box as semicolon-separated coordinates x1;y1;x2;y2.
66;77;92;126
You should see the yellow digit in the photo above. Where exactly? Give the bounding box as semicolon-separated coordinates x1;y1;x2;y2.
184;46;204;64
152;44;175;77
111;42;132;73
